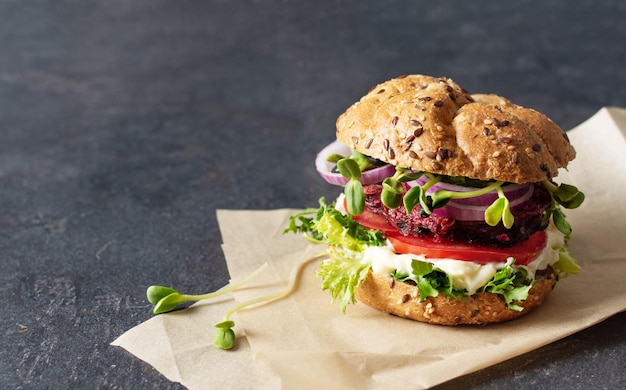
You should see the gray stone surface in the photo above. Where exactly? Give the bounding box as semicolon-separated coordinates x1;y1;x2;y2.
1;1;624;389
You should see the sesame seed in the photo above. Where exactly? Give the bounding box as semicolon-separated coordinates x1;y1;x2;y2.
351;136;359;144
425;151;437;159
409;150;419;159
492;151;501;158
365;138;373;149
483;127;491;136
383;139;390;150
532;143;541;151
419;96;432;101
437;147;450;160
484;119;493;125
377;88;385;94
404;134;416;143
402;294;410;303
414;128;424;137
540;163;549;171
392;116;399;126
434;100;444;107
388;147;395;159
498;136;512;144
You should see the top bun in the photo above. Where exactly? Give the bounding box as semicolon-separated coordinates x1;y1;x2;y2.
336;74;575;183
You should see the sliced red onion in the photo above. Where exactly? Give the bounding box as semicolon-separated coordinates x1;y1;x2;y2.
431;185;534;221
405;175;535;221
407;176;532;206
315;140;395;186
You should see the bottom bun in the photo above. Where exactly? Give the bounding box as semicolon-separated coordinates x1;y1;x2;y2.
354;267;557;325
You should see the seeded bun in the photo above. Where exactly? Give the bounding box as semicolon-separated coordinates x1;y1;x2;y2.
354;267;557;325
336;74;575;183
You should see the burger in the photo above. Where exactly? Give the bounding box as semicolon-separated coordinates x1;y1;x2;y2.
285;74;584;325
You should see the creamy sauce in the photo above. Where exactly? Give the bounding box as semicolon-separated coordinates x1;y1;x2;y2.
364;223;565;295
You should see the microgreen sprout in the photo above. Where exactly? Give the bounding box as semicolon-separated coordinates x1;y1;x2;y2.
336;158;365;215
327;150;385;216
401;176;515;228
484;185;515;228
542;180;585;237
146;262;269;315
213;254;325;349
380;168;425;211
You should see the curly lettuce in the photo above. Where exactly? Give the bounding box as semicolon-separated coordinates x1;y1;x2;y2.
285;197;579;313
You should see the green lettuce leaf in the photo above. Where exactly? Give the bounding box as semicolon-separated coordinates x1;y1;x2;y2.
284;198;385;311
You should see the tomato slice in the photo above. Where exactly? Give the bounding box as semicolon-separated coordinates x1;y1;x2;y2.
352;208;547;265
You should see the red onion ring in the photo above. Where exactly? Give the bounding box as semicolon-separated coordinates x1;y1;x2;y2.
315;140;395;186
405;176;535;221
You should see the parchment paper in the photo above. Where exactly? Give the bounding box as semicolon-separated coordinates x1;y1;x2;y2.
112;107;626;389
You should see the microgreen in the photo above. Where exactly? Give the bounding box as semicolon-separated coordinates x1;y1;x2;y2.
542;180;585;237
213;253;324;349
146;263;269;315
336;158;365;215
483;185;514;228
146;263;269;350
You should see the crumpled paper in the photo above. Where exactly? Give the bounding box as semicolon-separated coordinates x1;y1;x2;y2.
112;107;626;389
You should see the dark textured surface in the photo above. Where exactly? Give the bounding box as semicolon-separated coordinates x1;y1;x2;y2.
1;1;625;389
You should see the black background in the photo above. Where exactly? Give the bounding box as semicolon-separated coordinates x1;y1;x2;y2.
1;1;625;389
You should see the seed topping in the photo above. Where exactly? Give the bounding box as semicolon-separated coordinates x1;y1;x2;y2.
493;118;510;128
410;119;422;127
498;136;512;144
437;147;451;160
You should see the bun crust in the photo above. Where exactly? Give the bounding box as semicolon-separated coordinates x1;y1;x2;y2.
336;75;575;183
354;267;557;325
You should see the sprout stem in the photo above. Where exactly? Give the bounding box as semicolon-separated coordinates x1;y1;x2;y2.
445;180;504;200
180;262;269;302
221;254;327;322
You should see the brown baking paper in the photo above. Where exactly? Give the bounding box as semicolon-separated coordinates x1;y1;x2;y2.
112;107;626;389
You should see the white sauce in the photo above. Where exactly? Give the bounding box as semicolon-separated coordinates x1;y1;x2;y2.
364;223;565;295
